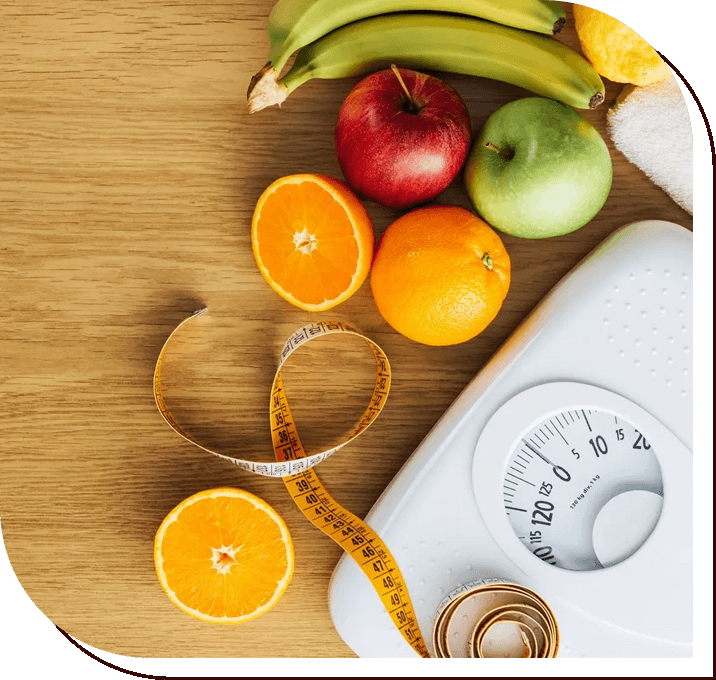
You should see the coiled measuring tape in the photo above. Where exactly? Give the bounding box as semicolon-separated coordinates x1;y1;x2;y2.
433;579;559;658
154;310;558;658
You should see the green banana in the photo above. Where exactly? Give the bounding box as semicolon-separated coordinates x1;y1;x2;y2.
264;0;566;74
247;13;605;113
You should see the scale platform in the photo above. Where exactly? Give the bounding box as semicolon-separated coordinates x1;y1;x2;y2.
328;220;693;658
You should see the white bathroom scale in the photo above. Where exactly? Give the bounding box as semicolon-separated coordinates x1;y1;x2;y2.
328;220;693;658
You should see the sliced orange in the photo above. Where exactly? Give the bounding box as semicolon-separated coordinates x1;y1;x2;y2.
251;174;374;311
154;488;294;624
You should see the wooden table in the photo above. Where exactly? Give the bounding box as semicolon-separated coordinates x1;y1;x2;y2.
0;0;692;660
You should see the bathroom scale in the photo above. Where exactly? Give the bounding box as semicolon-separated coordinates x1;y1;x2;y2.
328;220;693;658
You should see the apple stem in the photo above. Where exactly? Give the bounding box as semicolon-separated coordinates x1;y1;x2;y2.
485;141;515;161
390;64;419;113
482;252;494;270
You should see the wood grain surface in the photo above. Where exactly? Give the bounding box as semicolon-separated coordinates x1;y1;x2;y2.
0;0;692;660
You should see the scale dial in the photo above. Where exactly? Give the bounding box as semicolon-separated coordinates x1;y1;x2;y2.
503;409;663;571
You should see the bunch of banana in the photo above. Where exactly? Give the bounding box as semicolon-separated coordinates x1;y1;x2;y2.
247;0;568;109
247;4;604;114
262;0;566;77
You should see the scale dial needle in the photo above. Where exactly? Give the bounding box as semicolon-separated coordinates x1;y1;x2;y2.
522;439;557;466
522;439;571;481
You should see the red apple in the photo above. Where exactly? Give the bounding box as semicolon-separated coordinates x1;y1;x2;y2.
335;67;471;210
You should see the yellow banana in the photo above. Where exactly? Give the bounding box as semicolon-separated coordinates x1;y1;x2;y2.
263;0;566;74
248;13;605;113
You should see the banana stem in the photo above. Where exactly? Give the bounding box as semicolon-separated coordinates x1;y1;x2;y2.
589;92;605;109
247;63;289;113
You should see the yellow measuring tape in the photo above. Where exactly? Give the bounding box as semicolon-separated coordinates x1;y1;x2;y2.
154;310;558;658
432;579;559;658
154;310;428;656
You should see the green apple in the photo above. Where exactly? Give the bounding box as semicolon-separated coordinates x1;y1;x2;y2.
464;97;612;239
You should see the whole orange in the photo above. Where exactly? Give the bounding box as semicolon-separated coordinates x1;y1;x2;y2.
371;206;510;346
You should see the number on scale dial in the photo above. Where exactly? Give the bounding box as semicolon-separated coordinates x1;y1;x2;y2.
503;410;663;571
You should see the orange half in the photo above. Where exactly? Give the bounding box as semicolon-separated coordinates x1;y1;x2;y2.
154;488;294;624
251;174;374;311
